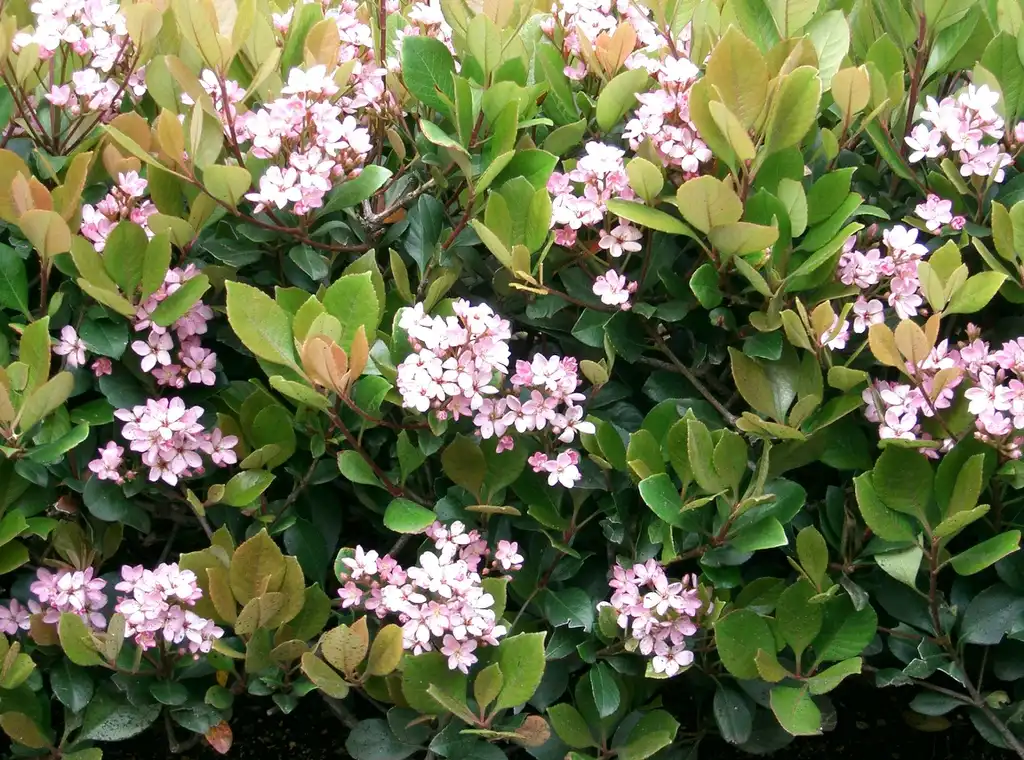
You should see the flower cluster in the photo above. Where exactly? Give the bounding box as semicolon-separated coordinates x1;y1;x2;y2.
396;0;455;58
905;84;1014;184
541;0;664;81
80;170;157;252
114;563;223;655
337;524;519;672
273;0;389;113
862;340;962;453
548;142;635;248
12;0;146;119
131;264;218;389
396;301;594;487
0;567;108;633
602;560;703;677
236;65;374;215
89;397;237;485
623;56;710;178
834;224;933;335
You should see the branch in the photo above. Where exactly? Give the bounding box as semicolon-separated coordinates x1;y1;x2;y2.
640;327;738;426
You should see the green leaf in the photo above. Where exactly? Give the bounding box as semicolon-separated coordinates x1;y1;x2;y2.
0;713;49;749
728;348;778;421
0;245;29;316
764;66;821;153
813;597;877;662
58;613;103;666
322;166;392;213
806;11;849;87
338;450;382;487
770;685;821;736
766;0;820;36
322;272;380;352
79;318;128;359
950;531;1021;575
853;473;917;542
872;446;932;517
441;434;486;498
689;262;723;308
960;584;1023;645
704;27;768;128
945;272;1008;315
300;652;350;699
605;199;696;236
686;417;722;493
713;684;753;745
676;175;743;234
589;662;620;718
81;689;161;741
229;529;287;604
806;657;861;694
17;371;74;433
51;660;94;713
222;470;275;507
383;498;435;533
981;33;1024;121
548;703;594;748
543;588;596;631
542;119;587;155
102;221;148;293
796;526;829;588
776;580;823;659
730;517;789;551
202;165;251;208
596;68;650;131
401;36;455;115
638;473;686;527
140;233;171;299
876;545;923;588
19;316;51;392
225;281;299;370
620;710;678;760
708;222;779;256
402;651;467;715
714;609;776;679
474;663;504;712
345;719;417;760
625;157;663;204
493;632;546;711
945;453;984;518
365;625;404;677
150;274;210;327
82;476;149;532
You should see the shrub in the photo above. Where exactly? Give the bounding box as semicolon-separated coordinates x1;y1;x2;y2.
1;0;1024;758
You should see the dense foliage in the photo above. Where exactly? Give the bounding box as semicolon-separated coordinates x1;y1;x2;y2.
3;0;1024;758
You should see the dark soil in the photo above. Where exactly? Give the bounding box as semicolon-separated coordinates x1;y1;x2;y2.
99;678;1011;760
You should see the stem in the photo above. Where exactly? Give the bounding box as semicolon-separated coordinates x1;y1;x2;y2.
328;409;430;506
640;327;738;426
900;12;929;160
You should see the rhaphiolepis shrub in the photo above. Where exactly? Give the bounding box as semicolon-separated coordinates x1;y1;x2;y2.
2;0;1024;757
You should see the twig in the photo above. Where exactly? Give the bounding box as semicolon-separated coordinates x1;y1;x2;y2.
640;327;738;426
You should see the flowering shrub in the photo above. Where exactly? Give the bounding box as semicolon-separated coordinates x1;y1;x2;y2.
5;0;1024;758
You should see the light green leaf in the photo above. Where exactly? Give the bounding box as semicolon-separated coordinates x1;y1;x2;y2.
383;498;435;534
770;685;821;736
714;609;776;679
322;272;380;352
493;632;546;711
945;272;1008;315
950;531;1021;575
596;68;650;132
225;281;299;370
765;66;822;153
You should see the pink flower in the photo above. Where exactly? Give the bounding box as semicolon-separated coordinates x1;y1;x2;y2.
914;194;953;232
852;298;884;333
593;271;638;309
542;450;582;488
182;345;217;386
819;318;850;351
131;331;173;372
598;224;643;258
0;600;31;635
494;541;523;571
441;635;477;674
905;124;945;162
54;325;87;368
91;357;113;376
89;441;125;482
